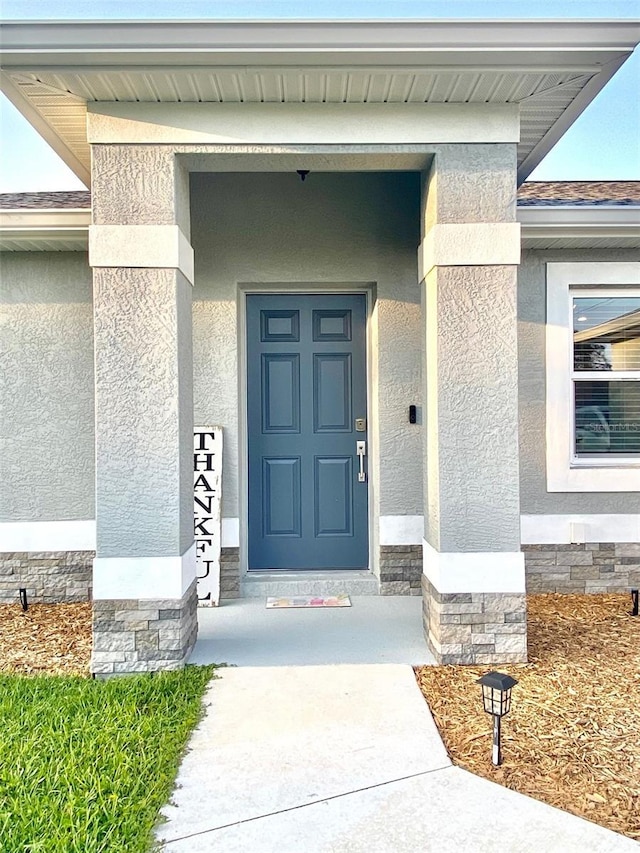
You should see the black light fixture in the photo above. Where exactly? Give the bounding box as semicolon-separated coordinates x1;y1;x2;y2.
632;588;639;616
296;169;310;182
19;587;28;612
476;670;518;766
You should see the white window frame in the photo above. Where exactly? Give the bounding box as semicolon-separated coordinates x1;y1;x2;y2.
546;261;640;492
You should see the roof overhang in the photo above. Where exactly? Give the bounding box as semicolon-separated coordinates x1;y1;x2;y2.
1;19;638;188
0;208;90;251
518;206;640;249
2;203;638;252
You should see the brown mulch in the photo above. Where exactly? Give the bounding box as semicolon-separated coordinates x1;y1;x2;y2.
415;593;640;841
0;602;92;675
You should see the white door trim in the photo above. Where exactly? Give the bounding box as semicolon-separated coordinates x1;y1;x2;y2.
238;282;377;578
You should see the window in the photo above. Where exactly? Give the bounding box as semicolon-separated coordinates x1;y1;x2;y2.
546;263;640;492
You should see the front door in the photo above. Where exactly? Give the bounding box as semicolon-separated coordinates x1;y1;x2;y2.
247;293;369;570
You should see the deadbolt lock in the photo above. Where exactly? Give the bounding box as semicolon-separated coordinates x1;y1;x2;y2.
355;418;366;432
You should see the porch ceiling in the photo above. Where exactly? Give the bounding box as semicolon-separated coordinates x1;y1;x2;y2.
1;20;638;188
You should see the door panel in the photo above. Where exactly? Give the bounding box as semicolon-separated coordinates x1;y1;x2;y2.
262;354;300;433
247;293;368;570
315;457;353;537
262;457;301;536
313;354;351;432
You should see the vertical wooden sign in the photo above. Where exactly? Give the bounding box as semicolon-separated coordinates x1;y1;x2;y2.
194;427;223;606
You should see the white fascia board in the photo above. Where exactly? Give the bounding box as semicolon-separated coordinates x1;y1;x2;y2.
518;207;640;227
519;207;640;243
0;209;91;230
0;20;638;66
0;210;90;250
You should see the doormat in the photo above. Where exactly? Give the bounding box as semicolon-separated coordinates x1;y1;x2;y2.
266;595;351;609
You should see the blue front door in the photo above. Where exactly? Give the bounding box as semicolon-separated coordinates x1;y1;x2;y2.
247;293;369;570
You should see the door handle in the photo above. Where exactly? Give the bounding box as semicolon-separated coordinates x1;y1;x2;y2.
356;441;366;483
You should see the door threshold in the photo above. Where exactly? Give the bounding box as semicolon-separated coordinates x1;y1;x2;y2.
240;570;379;598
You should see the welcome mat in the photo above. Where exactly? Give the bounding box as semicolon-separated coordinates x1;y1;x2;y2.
266;595;351;609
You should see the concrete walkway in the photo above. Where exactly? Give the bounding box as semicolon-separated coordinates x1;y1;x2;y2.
156;665;637;852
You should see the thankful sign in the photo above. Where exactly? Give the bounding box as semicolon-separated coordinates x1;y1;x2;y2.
194;427;223;606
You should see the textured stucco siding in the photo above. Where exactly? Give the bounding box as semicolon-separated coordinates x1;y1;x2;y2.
191;171;423;519
518;248;640;516
0;252;94;522
93;267;193;557
423;143;517;234
428;264;520;552
92;145;178;226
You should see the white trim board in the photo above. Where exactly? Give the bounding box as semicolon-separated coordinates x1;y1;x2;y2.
0;520;96;552
4;514;637;560
237;283;377;576
418;222;520;280
521;514;640;545
87;102;519;146
221;517;240;548
93;543;196;600
546;262;640;493
422;539;526;594
89;224;194;285
379;515;423;545
2;20;636;66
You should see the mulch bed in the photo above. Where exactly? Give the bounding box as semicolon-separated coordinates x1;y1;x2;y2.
2;595;639;838
0;602;92;675
416;593;640;841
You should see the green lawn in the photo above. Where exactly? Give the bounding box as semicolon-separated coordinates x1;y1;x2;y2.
0;665;216;853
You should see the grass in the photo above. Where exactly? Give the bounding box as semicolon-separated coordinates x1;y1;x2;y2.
0;665;216;853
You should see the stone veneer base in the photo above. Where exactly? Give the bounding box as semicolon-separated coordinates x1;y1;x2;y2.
91;578;198;675
523;543;640;593
220;547;240;600
421;575;528;665
0;551;93;604
379;545;422;595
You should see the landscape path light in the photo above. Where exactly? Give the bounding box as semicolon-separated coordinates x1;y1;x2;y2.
476;671;518;766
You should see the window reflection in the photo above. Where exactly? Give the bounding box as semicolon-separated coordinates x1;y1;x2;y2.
573;296;640;457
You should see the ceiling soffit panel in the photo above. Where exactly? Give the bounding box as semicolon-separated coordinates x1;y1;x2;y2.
14;66;595;104
3;65;602;177
2;17;637;186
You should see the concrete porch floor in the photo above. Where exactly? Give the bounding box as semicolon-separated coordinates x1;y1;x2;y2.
188;596;436;667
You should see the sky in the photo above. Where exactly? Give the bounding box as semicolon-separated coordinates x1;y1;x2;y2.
0;0;638;191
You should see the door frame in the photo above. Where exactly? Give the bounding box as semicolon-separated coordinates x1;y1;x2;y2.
238;281;378;577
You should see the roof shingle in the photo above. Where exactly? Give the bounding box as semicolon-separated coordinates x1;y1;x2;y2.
0;191;91;209
1;182;639;211
517;181;640;206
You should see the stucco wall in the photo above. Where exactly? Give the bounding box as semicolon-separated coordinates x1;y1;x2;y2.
518;247;640;515
429;265;520;553
93;267;194;558
0;252;95;522
191;171;423;520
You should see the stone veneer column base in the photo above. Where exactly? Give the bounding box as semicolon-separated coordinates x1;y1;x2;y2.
379;545;423;595
220;547;240;600
421;575;527;665
523;543;640;593
0;551;94;603
91;579;198;675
